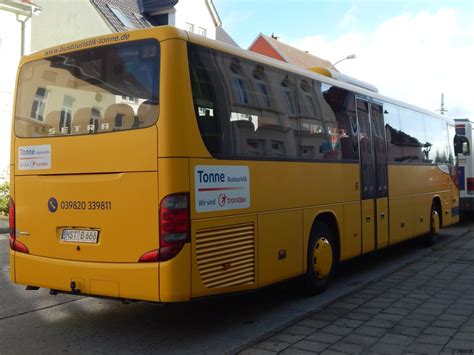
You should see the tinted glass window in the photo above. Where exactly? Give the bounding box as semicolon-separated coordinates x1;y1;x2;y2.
188;43;359;162
15;39;159;138
297;79;330;159
384;102;402;162
384;103;426;163
322;85;359;160
399;108;427;163
189;44;298;159
424;115;449;163
384;102;450;164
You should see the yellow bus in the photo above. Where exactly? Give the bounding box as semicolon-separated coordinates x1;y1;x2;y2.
9;26;459;302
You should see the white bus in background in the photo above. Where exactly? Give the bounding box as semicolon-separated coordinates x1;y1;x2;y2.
454;118;473;213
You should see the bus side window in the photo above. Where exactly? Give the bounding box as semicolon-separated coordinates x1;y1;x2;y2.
322;85;359;161
454;135;470;156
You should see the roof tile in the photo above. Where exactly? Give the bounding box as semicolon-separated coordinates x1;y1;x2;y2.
260;34;337;71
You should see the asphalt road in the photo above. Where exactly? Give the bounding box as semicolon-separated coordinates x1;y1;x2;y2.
0;222;470;354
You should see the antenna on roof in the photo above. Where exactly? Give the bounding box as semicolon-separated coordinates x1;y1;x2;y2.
271;33;279;40
436;93;448;115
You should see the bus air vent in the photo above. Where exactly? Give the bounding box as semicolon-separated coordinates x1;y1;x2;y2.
196;223;255;288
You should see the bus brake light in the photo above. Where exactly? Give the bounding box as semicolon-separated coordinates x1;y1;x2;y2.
8;198;29;254
139;193;190;262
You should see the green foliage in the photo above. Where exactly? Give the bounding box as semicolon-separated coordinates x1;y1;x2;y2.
0;181;9;216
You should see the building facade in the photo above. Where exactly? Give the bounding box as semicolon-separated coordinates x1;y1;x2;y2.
31;0;237;52
0;0;40;174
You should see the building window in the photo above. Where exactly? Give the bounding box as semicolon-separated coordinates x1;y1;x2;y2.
253;66;271;108
197;27;207;37
108;5;135;28
121;95;139;104
185;22;194;32
89;107;101;133
133;13;149;27
281;78;296;116
60;95;75;134
149;13;168;26
30;87;48;122
230;60;249;105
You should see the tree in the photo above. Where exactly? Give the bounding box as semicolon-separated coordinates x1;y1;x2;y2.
0;180;9;216
0;166;9;215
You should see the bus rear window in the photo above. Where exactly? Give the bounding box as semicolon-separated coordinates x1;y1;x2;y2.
15;39;159;137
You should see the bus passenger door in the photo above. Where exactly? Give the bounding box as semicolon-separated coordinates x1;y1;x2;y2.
357;99;376;253
371;104;389;248
357;99;389;252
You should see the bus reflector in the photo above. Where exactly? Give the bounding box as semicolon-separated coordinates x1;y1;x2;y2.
139;193;189;262
8;198;29;254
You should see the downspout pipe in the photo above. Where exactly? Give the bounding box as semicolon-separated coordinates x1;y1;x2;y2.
16;11;31;56
0;2;37;56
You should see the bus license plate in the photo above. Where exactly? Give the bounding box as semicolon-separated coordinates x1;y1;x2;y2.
61;229;99;244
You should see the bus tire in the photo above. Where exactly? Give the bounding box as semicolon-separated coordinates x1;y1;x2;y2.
304;222;336;295
425;202;441;246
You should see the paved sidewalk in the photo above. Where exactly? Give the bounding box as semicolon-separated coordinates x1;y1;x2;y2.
241;227;474;354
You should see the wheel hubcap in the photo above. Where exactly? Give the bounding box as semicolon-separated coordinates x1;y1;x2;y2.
312;237;333;279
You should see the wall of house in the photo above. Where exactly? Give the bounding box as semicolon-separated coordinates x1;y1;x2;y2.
31;0;113;52
174;0;216;39
0;8;31;174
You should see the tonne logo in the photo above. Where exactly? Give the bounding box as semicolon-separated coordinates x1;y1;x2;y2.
195;166;250;212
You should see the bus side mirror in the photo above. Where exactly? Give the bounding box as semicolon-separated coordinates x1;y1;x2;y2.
454;135;470;156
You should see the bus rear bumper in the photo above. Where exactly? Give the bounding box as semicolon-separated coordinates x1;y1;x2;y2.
12;251;159;302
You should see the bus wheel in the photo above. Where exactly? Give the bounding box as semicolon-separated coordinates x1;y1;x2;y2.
304;222;336;295
425;203;440;246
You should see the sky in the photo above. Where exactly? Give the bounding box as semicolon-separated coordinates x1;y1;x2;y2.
215;0;474;117
1;0;473;175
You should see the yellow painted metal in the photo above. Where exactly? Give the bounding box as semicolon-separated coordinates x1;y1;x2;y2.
158;37;209;159
17;26;188;65
376;197;389;248
14;252;159;301
160;244;191;302
312;237;333;279
14;128;158;176
390;196;414;242
257;209;304;287
307;67;332;77
191;214;258;298
414;194;432;236
387;165;453;244
13;172;158;262
361;199;375;254
9;25;460;302
342;202;362;260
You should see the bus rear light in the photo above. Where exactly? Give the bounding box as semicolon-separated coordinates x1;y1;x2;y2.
139;193;190;263
8;198;29;254
468;178;474;194
138;249;159;262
